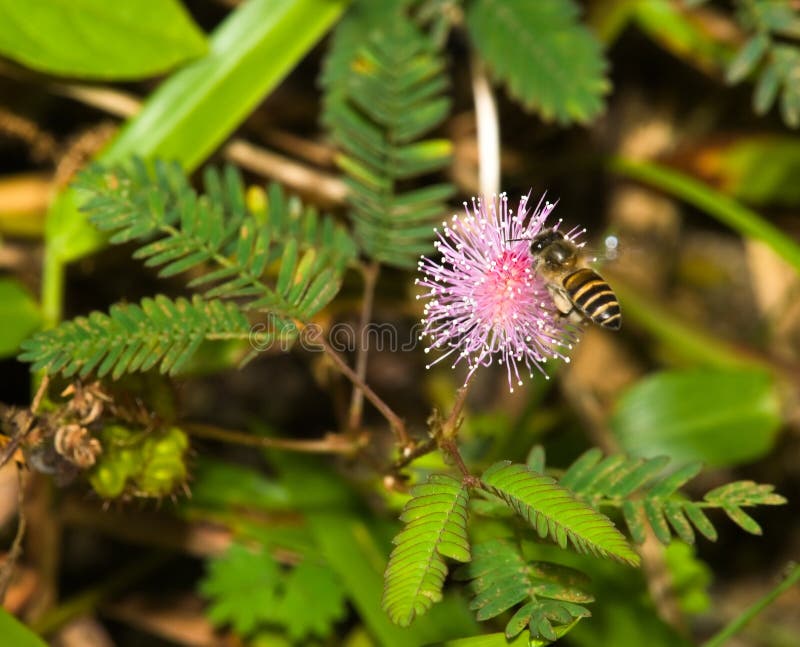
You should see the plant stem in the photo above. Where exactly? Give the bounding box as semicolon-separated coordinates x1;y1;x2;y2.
440;384;472;441
470;53;500;198
347;260;380;433
41;248;64;329
182;422;363;454
312;334;411;448
702;563;800;647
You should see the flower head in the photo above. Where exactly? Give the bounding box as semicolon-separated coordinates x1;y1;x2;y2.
416;192;582;392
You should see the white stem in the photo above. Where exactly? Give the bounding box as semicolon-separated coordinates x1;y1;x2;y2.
470;54;500;198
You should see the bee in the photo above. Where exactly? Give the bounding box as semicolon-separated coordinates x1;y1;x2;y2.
525;228;621;330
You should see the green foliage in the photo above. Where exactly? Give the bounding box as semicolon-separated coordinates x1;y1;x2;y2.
77;160;355;318
201;544;346;640
610;367;782;467
663;542;712;615
552;447;786;544
0;608;47;647
323;9;454;268
455;539;593;642
466;0;609;124
200;543;282;636
383;474;471;626
88;425;189;499
631;0;735;75
480;462;640;566
21;160;357;380
0;278;41;358
722;0;800;127
20;296;252;380
0;0;206;79
45;0;349;267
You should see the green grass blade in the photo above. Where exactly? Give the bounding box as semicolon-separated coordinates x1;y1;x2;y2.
609;156;800;273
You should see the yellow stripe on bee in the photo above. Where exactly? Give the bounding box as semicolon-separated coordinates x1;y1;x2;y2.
571;279;608;302
582;290;616;309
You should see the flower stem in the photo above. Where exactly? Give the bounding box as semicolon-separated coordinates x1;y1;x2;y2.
440;384;472;441
347;260;380;433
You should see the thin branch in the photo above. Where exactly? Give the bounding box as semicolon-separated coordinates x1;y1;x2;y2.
182;423;363;455
470;53;500;198
314;334;411;448
347;261;380;433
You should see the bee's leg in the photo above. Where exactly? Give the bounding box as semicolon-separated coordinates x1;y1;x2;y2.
547;285;574;317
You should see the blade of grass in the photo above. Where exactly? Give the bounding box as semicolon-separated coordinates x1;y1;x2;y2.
42;0;349;326
609;156;800;274
701;563;800;647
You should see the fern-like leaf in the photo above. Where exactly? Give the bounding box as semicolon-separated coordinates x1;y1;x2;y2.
480;462;640;567
553;447;787;545
324;9;454;268
466;0;609;124
19;295;259;379
382;473;470;626
76;159;356;320
454;539;592;642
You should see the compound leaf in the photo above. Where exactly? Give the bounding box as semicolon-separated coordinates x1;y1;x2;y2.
455;539;592;642
383;474;471;626
466;0;609;124
481;462;639;566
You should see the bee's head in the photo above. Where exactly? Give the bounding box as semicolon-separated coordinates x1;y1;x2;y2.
530;230;576;268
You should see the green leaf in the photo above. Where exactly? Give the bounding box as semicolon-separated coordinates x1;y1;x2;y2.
0;278;41;358
634;0;736;75
74;161;355;322
324;10;454;268
610;368;782;467
19;295;253;379
0;0;206;79
467;0;609;124
0;609;47;647
200;543;281;636
481;462;640;566
455;540;591;642
274;561;348;640
46;0;348;266
276;456;480;646
383;474;471;626
726;34;770;84
188;458;292;512
753;59;781;115
704;480;786;507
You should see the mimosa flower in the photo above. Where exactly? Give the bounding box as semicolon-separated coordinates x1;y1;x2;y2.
415;193;580;392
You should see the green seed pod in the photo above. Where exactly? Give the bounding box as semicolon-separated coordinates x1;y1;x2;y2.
133;426;189;498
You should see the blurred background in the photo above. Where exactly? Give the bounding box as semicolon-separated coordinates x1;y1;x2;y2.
0;0;799;645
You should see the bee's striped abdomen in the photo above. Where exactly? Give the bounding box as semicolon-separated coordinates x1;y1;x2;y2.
563;268;621;330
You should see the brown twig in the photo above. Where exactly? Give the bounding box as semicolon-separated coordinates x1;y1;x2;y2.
311;332;411;448
182;423;363;455
7;73;349;207
347;261;380;433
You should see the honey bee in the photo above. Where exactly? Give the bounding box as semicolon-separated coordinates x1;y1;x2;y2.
526;229;621;330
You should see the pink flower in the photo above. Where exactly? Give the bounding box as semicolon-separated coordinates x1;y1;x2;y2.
415;193;580;392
